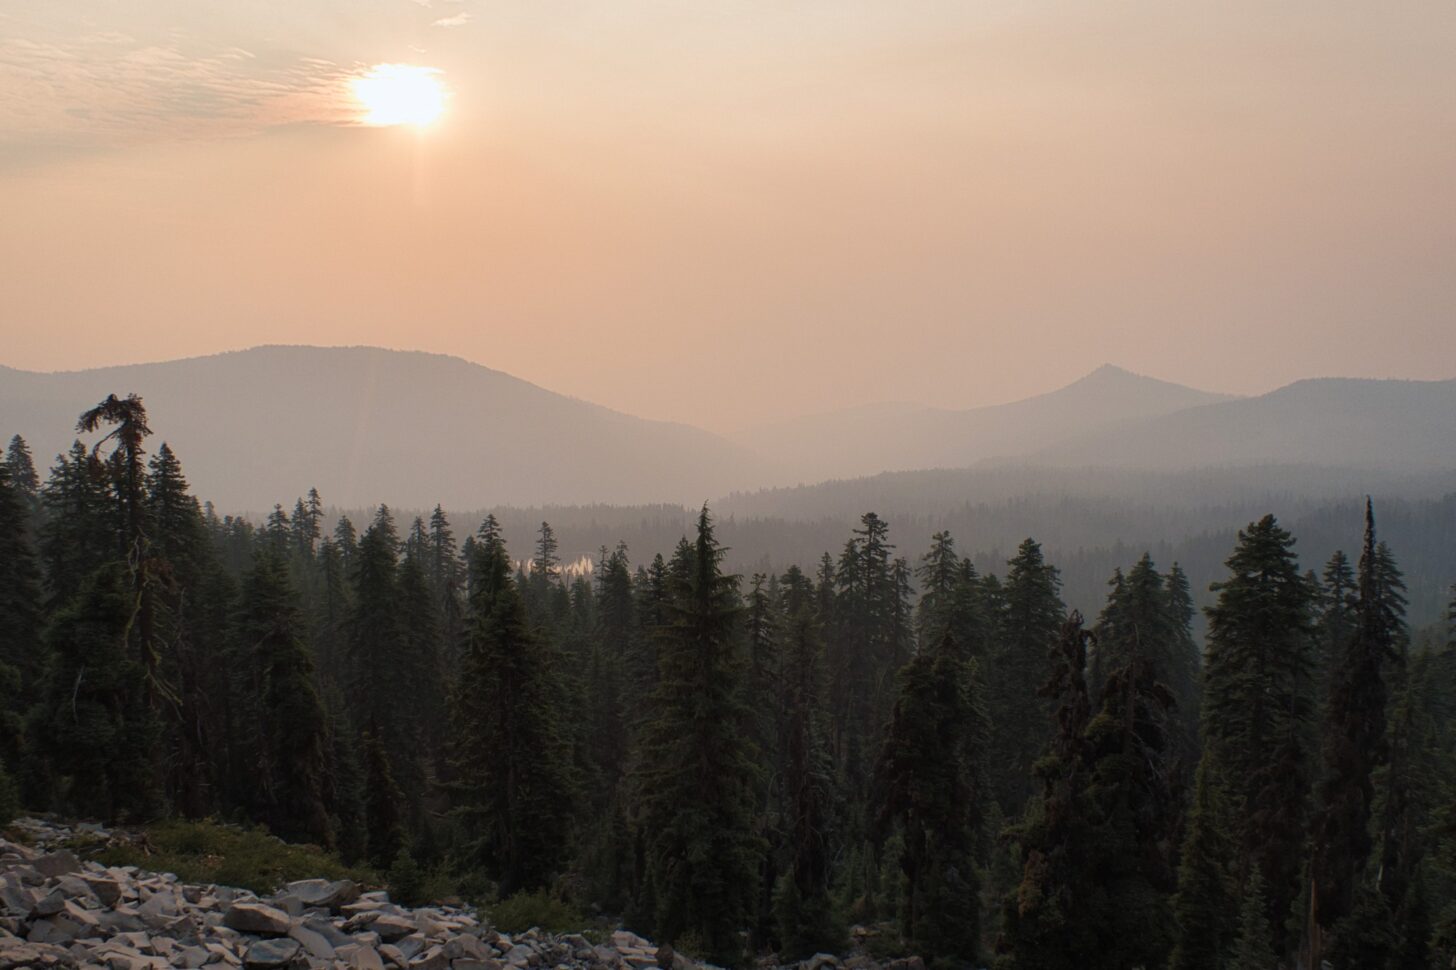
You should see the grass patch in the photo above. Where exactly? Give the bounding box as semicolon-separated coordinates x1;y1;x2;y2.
91;819;376;895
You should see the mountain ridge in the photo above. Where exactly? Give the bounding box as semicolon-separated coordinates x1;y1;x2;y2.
3;345;1452;512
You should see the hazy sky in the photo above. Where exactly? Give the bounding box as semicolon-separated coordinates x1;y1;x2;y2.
2;2;1454;432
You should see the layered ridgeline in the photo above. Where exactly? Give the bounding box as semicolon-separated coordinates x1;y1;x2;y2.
3;392;1456;969
0;347;764;511
4;347;1455;511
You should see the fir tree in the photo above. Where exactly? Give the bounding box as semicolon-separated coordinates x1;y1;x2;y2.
988;538;1064;814
5;434;39;497
1315;550;1358;701
450;516;575;894
37;564;161;821
0;460;44;705
40;441;116;607
1169;755;1238;970
145;442;226;817
774;565;840;960
635;506;761;966
997;613;1096;969
873;631;985;965
363;727;407;869
1310;501;1405;954
1000;611;1179;970
237;548;333;848
1164;562;1202;745
347;507;406;738
1227;867;1274;970
1201;515;1316;961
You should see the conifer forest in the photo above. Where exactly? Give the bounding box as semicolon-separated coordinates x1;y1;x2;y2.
3;393;1455;970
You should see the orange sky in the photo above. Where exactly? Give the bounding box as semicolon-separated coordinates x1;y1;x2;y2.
3;2;1454;432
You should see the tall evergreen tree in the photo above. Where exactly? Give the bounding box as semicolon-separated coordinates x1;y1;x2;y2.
1000;611;1178;970
450;516;575;894
988;538;1064;814
1226;866;1275;970
1201;514;1316;961
1310;501;1406;959
0;460;42;808
636;507;761;966
5;434;39;497
873;630;985;965
347;507;406;737
40;441;116;607
146;442;227;817
1315;550;1358;701
363;727;407;869
36;564;161;821
0;460;44;701
237;548;333;848
1169;755;1238;970
773;565;840;960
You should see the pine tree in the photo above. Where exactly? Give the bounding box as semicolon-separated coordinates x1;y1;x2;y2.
997;613;1096;969
363;727;407;869
237;548;333;848
873;631;985;965
1094;554;1199;767
0;459;42;809
1310;501;1405;955
347;507;406;736
1169;755;1237;970
774;565;840;960
915;531;962;650
40;441;116;607
145;442;227;817
1227;866;1274;970
450;516;575;894
0;460;44;704
37;563;161;821
999;611;1179;970
1165;562;1202;750
5;435;39;497
398;528;447;764
1201;514;1316;961
428;505;466;665
635;506;761;966
1315;550;1358;701
590;543;634;791
825;512;907;827
988;538;1064;814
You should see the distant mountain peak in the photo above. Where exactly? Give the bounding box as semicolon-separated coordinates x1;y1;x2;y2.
1059;363;1232;400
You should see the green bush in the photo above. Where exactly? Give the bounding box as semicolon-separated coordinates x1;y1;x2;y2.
488;889;588;934
95;819;374;894
388;847;425;906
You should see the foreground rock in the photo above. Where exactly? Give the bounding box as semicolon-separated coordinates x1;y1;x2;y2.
1;819;904;970
1;819;708;970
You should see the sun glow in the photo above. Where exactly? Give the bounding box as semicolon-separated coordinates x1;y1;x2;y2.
351;64;446;127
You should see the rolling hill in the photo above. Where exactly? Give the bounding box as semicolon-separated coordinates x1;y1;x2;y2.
0;345;765;511
731;364;1237;484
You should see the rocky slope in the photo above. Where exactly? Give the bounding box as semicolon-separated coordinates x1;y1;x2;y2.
0;820;916;970
0;818;683;970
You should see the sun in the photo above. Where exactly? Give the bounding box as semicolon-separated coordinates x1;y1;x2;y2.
351;64;446;127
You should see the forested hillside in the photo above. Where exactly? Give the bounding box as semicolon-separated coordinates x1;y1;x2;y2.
3;394;1456;968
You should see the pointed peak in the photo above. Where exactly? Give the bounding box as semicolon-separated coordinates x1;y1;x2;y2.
1077;363;1144;384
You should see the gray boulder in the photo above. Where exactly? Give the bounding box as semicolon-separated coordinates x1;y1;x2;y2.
224;901;294;936
244;937;302;968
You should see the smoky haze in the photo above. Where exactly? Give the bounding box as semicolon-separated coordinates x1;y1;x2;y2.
2;2;1455;430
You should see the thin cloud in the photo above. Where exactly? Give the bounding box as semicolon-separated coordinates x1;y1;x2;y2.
0;30;366;156
432;12;471;27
